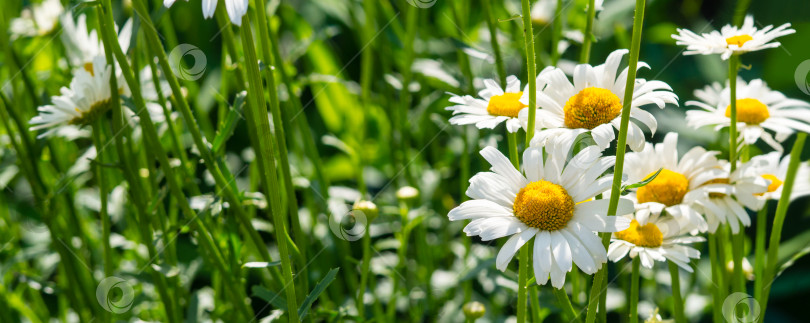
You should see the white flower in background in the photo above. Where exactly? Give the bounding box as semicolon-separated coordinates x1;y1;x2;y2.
609;202;703;271
691;160;768;234
686;78;810;152
748;152;810;202
447;74;549;133
29;56;127;138
448;132;634;288
60;14;133;68
622;133;725;233
521;49;678;151
532;0;604;25
9;0;63;39
164;0;248;26
672;15;795;60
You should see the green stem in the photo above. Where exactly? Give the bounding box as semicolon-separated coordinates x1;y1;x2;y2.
732;228;746;293
732;0;753;27
530;286;542;322
482;0;506;87
668;262;685;323
551;0;565;66
729;56;739;172
508;131;520;168
629;257;640;323
399;4;419;186
517;244;529;322
553;287;580;323
585;1;646;322
580;0;597;64
753;205;768;301
708;234;723;323
91;119;113;278
358;227;372;322
521;0;537;143
759;132;807;320
239;11;300;322
387;203;412;321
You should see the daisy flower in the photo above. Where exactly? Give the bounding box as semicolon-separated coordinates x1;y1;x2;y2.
447;132;634;288
29;56;127;138
622;133;725;233
609;202;703;271
60;14;133;69
9;0;63;39
672;15;795;60
686;78;810;152
748;151;810;202
446;74;549;133
692;160;768;234
520;49;678;151
164;0;248;26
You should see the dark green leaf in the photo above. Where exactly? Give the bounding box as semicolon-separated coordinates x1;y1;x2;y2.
298;268;340;319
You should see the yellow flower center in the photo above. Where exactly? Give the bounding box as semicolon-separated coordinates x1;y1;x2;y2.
513;180;575;231
725;98;770;125
486;92;526;118
636;169;690;207
564;87;623;130
68;99;111;126
705;178;730;198
726;34;753;47
84;62;95;76
762;174;783;193
615;219;664;248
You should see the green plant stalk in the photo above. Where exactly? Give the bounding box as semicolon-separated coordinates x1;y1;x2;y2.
731;227;745;293
708;233;725;323
387;202;412;321
629;257;640;323
99;2;254;319
551;0;565;66
584;1;645;322
530;286;542;322
132;0;278;274
521;0;538;144
759;132;807;320
668;262;686;323
753;206;768;301
358;226;373;322
482;0;507;87
517;244;530;322
91;119;113;278
508;131;520;168
355;0;377;196
553;287;580;323
580;0;597;64
399;4;419;186
239;11;301;322
732;0;753;27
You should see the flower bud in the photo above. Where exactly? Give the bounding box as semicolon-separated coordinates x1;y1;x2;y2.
462;301;485;320
352;200;378;221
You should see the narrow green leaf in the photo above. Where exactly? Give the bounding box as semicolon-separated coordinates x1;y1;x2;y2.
298;268;340;319
621;168;663;195
252;285;288;312
212;91;246;155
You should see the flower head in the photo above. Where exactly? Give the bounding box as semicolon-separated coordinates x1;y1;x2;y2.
60;14;133;68
521;49;678;151
692;160;768;234
164;0;248;26
686;78;810;152
672;16;795;60
448;132;634;288
9;0;63;39
447;74;548;133
747;152;810;202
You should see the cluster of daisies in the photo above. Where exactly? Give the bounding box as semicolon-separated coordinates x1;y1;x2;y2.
446;15;810;291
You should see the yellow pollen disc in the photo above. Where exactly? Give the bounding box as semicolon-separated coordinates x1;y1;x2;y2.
614;219;664;248
636;169;690;207
83;62;95;76
762;174;783;193
513;180;575;231
726;34;753;47
564;87;623;130
486;92;526;118
705;178;730;198
725;98;770;125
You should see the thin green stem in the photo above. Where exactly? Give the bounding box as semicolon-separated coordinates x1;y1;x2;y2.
517;244;529;322
709;234;723;323
358;227;372;322
91;119;113;277
668;262;685;323
551;0;565;66
398;4;419;186
521;0;537;143
629;257;640;323
580;0;597;64
732;0;753;27
753;205;768;301
482;0;506;87
553;287;580;323
585;1;646;322
732;228;746;293
508;131;520;168
387;203;412;321
729;55;739;172
759;132;807;320
529;286;542;322
239;11;300;322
